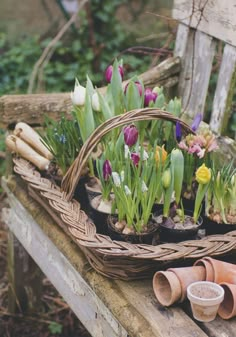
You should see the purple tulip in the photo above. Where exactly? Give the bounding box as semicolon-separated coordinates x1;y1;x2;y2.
191;113;203;132
123;125;139;147
175;122;182;142
103;160;112;181
144;88;157;107
131;152;140;167
124;81;143;96
105;65;124;83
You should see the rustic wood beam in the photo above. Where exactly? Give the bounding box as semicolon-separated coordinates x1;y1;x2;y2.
0;56;180;128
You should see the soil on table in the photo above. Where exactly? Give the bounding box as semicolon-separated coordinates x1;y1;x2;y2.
0;181;91;337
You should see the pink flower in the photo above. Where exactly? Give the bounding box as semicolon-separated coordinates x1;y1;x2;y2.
188;144;202;154
131;153;140;166
144;88;157;107
105;64;124;83
123;125;139;147
124;81;143;96
178;140;188;151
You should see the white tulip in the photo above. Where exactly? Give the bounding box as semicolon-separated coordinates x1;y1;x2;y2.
112;172;121;187
71;80;86;106
92;92;101;112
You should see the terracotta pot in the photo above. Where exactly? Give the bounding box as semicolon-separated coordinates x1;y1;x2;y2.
194;258;214;282
168;266;206;302
199;257;236;284
218;282;236;319
152;265;206;306
153;270;182;307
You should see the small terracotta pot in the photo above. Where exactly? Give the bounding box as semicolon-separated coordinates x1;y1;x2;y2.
153;265;206;306
168;266;206;302
201;257;236;284
194;258;214;282
153;270;182;307
218;282;236;319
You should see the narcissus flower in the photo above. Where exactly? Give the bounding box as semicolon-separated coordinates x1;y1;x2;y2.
196;164;211;184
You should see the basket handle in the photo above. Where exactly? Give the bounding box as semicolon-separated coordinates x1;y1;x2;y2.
62;107;194;200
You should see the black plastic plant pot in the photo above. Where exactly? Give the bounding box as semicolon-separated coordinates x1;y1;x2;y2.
107;215;159;245
204;216;236;236
154;210;203;243
89;195;112;235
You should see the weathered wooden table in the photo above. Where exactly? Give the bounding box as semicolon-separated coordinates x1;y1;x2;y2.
2;175;236;337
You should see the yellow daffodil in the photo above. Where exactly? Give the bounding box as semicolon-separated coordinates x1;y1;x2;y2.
196;164;211;185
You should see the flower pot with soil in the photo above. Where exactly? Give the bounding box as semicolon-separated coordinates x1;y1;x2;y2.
205;161;236;235
187;281;224;322
154;149;211;243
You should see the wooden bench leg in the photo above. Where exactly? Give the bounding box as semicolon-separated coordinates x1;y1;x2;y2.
7;231;43;313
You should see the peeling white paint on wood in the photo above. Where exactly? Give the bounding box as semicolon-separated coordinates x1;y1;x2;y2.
174;23;189;59
210;44;236;134
173;0;236;47
175;29;216;118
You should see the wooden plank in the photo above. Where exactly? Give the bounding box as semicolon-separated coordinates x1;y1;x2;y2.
210;44;236;134
172;0;236;47
174;23;190;59
177;29;216;118
2;195;128;337
1;176;209;337
0;57;180;128
7;231;43;313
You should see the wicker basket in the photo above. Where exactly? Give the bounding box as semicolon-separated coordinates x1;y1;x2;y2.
12;108;236;280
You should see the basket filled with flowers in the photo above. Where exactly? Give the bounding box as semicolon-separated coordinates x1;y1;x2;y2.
6;59;236;280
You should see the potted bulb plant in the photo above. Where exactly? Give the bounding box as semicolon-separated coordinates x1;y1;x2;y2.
106;124;162;244
154;148;211;243
205;161;236;235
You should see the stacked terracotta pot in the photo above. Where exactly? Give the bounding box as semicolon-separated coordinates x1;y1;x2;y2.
153;257;236;319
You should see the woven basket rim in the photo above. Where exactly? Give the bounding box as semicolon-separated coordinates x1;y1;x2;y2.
12;157;236;280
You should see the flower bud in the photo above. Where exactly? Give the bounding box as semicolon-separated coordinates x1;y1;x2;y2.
124;81;143;96
92;92;100;112
155;145;167;165
162;169;171;189
175;122;182;142
103;160;112;181
131;152;140;167
144;88;157;107
123;125;138;147
105;64;124;83
112;172;121;187
70;81;86;106
124;185;131;196
191;113;203;132
196;164;211;185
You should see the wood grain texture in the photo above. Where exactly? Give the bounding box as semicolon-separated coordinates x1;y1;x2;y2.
0;57;180;128
210;44;236;134
175;29;216;118
1;176;209;337
172;0;236;47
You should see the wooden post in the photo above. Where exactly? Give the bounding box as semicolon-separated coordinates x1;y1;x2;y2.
7;230;43;313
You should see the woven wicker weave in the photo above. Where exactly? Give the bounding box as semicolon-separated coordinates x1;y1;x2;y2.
11;108;236;280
